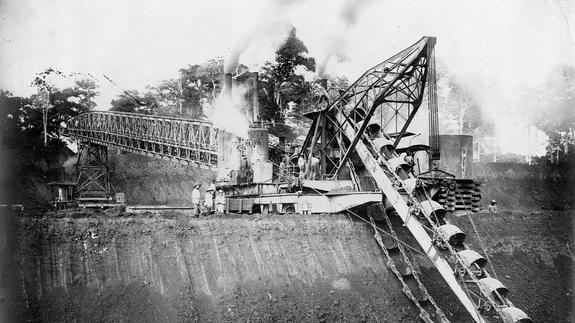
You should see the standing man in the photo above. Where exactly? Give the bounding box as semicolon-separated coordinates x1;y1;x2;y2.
279;156;287;182
297;154;306;179
215;189;226;214
310;153;320;180
191;184;202;218
204;180;215;214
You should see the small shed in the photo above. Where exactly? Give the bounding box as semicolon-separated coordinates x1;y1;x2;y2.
47;181;76;209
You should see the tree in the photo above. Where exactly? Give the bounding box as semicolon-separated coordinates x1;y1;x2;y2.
110;90;157;114
145;58;224;118
526;64;575;164
0;91;33;148
436;63;495;162
258;27;316;121
437;72;487;135
1;76;98;152
40;79;98;144
530;65;575;135
28;69;99;148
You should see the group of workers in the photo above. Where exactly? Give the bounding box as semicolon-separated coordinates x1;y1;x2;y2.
190;181;226;217
278;152;321;182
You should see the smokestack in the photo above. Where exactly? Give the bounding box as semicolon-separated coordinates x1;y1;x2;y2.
252;72;260;123
319;78;328;90
224;73;233;97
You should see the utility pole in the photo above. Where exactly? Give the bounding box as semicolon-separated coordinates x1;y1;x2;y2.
178;76;183;115
40;89;52;147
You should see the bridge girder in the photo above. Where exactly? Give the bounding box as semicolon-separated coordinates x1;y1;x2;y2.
65;111;220;170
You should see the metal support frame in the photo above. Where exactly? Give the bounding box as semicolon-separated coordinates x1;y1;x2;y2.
76;142;112;200
427;37;440;161
301;37;432;179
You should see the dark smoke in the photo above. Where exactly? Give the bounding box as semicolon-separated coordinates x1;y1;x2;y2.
318;52;348;79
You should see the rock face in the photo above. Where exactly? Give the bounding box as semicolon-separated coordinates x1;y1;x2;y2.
2;213;419;322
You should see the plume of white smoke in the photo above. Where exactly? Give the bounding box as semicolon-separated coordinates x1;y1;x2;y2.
224;21;293;73
210;82;251;138
62;156;77;174
219;20;293;138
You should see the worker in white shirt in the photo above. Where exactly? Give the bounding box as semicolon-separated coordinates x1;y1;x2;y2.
204;180;215;214
297;154;306;178
191;184;201;218
215;189;226;214
310;154;320;180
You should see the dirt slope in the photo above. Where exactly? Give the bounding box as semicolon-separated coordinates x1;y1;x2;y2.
449;210;574;322
402;209;574;322
474;162;574;211
2;212;420;322
108;152;215;205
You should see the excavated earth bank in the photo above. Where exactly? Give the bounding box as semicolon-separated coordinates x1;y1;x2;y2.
418;210;574;323
1;153;573;322
1;212;423;322
1;209;572;322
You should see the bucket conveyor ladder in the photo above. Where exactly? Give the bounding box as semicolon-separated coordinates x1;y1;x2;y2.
303;36;531;323
353;128;531;323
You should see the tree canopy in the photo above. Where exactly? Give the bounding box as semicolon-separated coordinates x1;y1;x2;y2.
525;64;575;164
108;28;317;123
258;27;316;121
110;58;225;118
110;90;158;115
2;77;98;152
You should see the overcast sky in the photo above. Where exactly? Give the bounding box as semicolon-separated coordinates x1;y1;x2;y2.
0;0;573;155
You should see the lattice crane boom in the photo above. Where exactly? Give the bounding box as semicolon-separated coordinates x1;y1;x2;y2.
302;37;432;178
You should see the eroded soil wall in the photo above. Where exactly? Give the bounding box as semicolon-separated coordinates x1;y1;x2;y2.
2;213;419;322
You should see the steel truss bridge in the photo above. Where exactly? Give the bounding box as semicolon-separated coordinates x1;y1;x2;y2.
66;111;220;170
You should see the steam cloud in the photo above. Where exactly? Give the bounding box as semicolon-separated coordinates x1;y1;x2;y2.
62;156;77;173
209;83;251;138
224;21;293;73
219;21;295;139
